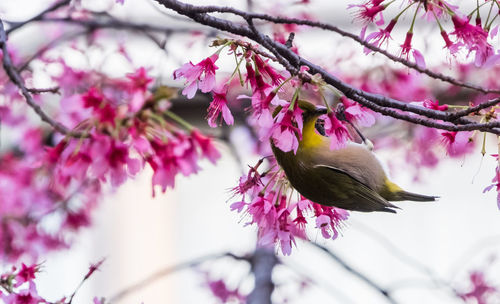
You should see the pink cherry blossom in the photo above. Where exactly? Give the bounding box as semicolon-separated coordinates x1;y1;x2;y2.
364;19;396;52
457;271;499;304
451;15;494;66
340;96;376;127
207;85;234;128
173;54;219;99
270;103;303;153
191;129;221;164
440;131;474;157
323;111;351;150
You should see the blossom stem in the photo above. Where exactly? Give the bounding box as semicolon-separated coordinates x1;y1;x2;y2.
273;75;293;93
164;110;194;131
481;131;487;156
392;2;416;21
431;9;444;31
408;2;421;33
318;88;333;113
467;1;491;18
230;51;246;86
486;14;498;30
485;0;494;27
259;170;281;195
288;86;301;111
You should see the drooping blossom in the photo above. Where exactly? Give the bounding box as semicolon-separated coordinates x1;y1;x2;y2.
191;129;221;163
314;204;349;239
399;32;426;69
207;85;234;128
270;102;304;153
440;30;461;55
173;54;219;99
456;270;499;304
348;2;386;26
323;111;351;150
231;160;349;255
451;15;494;66
440;131;474;157
125;67;153;111
340;96;376;127
483;163;500;209
203;274;246;303
364;18;397;52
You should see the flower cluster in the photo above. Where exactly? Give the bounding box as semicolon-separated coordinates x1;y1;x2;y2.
230;159;349;255
0;261;105;303
0;58;221;261
355;0;499;67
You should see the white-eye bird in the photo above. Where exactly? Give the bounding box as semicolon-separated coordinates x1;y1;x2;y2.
271;100;436;213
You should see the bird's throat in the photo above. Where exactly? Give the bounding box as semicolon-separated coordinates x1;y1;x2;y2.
299;117;323;149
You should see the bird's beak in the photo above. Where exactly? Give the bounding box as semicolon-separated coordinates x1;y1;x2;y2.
314;107;327;115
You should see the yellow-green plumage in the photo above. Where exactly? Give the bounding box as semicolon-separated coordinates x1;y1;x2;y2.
271;100;436;213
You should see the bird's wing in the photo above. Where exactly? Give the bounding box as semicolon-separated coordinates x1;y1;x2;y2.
313;164;399;213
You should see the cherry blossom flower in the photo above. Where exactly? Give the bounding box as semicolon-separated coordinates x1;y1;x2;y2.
364;19;396;52
451;15;494;66
457;271;499;304
207;85;234;128
340;96;376;127
440;131;474;157
173;54;219;99
484;164;500;209
191;129;221;164
411;99;448;111
323;111;351;150
399;32;426;69
270;103;303;153
348;2;386;26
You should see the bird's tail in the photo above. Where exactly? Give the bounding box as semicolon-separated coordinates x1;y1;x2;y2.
394;190;438;202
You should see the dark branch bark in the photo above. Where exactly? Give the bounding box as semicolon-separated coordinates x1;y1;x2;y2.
153;0;500;135
154;2;500;95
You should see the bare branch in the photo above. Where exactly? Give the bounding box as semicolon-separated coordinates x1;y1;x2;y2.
310;242;399;304
166;3;500;95
6;0;71;34
0;20;86;137
109;252;250;303
153;0;500;135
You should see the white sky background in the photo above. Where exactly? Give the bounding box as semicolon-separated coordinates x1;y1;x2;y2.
2;0;500;303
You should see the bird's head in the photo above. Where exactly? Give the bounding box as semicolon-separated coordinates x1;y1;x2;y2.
297;100;327;123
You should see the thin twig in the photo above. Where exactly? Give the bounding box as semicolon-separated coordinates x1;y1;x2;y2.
310;242;399;304
155;0;500;135
6;0;71;34
109;252;249;303
169;3;500;95
0;20;86;137
27;86;60;94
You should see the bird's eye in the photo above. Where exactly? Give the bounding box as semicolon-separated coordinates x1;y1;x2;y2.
315;118;326;136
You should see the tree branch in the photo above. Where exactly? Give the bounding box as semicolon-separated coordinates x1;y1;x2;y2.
5;0;71;34
0;19;86;137
310;242;399;304
247;248;279;304
154;0;500;135
164;3;500;95
109;252;249;303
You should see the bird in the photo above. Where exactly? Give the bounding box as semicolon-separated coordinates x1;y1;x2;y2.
271;100;437;213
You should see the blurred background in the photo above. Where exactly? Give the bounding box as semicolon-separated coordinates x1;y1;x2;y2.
1;0;500;303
